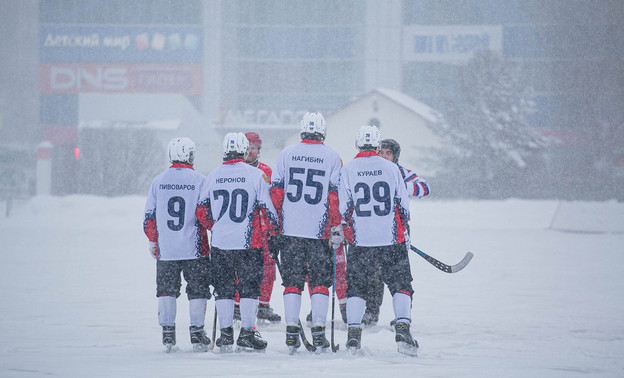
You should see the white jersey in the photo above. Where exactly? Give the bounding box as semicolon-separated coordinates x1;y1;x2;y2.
398;164;430;198
338;152;410;247
144;164;207;261
199;159;278;250
271;140;342;239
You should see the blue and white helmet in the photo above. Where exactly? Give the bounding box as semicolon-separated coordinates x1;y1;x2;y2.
222;132;249;159
168;137;196;164
355;125;381;150
300;112;327;140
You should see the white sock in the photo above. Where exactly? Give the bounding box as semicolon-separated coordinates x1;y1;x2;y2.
240;298;258;330
189;298;207;327
346;297;366;327
216;299;234;329
392;292;412;324
283;293;302;326
311;293;329;327
158;296;176;326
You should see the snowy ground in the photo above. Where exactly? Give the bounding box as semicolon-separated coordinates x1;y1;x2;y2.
1;196;623;377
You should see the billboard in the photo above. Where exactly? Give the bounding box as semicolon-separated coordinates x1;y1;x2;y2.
403;25;502;63
40;64;202;94
40;24;202;63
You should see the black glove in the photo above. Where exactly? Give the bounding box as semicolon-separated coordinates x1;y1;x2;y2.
268;235;282;262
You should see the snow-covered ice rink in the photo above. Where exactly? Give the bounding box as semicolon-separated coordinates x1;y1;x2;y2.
1;196;623;377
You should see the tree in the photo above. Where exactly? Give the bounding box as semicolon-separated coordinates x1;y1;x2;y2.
434;50;547;198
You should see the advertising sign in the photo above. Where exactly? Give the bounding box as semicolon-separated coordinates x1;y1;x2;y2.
40;64;202;94
40;24;202;63
403;25;502;63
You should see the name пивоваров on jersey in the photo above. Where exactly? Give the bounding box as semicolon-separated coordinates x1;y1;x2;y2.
158;184;196;190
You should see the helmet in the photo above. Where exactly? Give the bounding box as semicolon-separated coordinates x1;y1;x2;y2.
245;132;262;146
380;138;401;161
168;137;196;164
222;132;249;159
355;125;381;150
300;112;327;141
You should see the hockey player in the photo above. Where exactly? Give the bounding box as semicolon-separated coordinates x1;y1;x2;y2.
378;138;430;198
232;132;281;323
143;137;212;353
361;138;431;326
196;132;279;352
269;112;344;353
339;125;419;356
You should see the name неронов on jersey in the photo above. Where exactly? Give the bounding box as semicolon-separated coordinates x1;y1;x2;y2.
216;177;246;183
159;184;196;190
357;170;382;176
292;155;324;164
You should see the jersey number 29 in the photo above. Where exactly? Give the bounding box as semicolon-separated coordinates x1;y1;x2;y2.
354;181;391;217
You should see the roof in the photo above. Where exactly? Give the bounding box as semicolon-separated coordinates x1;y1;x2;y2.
373;88;442;124
328;87;442;125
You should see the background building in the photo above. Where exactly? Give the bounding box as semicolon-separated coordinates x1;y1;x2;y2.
1;0;622;199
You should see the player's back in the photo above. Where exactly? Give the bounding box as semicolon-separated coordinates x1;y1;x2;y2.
340;155;408;247
273;141;342;239
205;161;269;249
149;166;205;260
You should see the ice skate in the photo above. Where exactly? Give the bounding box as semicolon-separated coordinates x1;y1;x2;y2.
215;326;234;353
257;304;281;323
311;326;330;353
162;325;176;353
236;328;267;352
189;325;211;352
394;322;418;357
286;325;301;355
346;326;362;355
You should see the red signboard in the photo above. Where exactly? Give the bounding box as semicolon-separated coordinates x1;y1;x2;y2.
39;64;202;94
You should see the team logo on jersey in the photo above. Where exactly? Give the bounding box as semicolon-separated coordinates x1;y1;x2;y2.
262;173;270;184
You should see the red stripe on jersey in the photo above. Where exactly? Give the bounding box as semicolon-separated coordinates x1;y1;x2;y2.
394;206;407;243
170;163;194;169
396;290;412;297
198;224;210;257
354;150;378;158
284;286;302;295
257;162;272;178
310;286;330;296
411;181;419;196
143;217;158;242
270;186;285;214
195;203;215;230
321;190;341;239
301;139;324;144
223;158;246;165
248;208;264;248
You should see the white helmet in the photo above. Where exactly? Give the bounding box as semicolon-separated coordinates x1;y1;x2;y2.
355;125;381;150
300;112;327;141
168;137;196;164
222;132;249;159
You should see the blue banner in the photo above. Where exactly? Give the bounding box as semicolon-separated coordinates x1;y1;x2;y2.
40;24;203;64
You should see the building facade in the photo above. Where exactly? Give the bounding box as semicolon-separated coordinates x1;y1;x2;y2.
2;0;622;197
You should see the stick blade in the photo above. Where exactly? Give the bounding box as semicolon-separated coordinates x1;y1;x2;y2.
450;251;474;273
